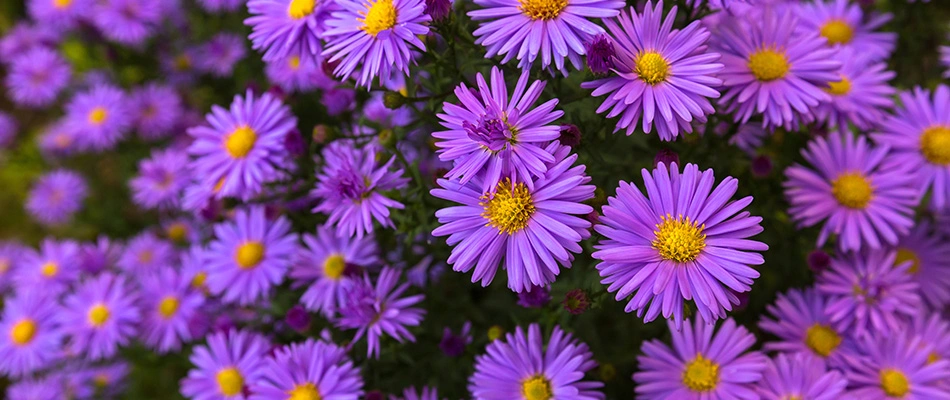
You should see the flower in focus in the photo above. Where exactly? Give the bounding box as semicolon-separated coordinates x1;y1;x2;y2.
181;329;270;400
796;0;896;61
841;329;950;399
0;292;63;377
16;239;80;295
59;272;141;360
758;288;847;364
130;148;192;211
290;224;379;317
585;34;614;75
754;352;848;400
336;267;425;358
250;337;364;399
64;85;133;151
130;83;183;140
245;0;333;61
140;267;205;353
814;48;895;132
25;169;88;226
117;231;176;274
5;47;71;108
594;162;767;326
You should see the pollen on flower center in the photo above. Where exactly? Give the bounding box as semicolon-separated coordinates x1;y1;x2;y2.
88;107;108;126
820;19;854;45
831;172;873;209
54;0;73;9
235;241;266;269
521;375;552;400
359;0;397;37
928;352;941;364
323;253;346;279
138;250;154;264
167;223;188;243
895;248;921;274
682;354;719;392
216;367;244;396
288;56;302;70
826;76;851;96
191;271;208;289
225;125;257;159
481;178;536;235
804;323;841;357
652;215;706;263
635;51;670;85
41;261;59;277
519;0;568;21
158;296;180;319
748;49;790;82
288;383;322;400
10;319;37;345
880;369;910;397
88;303;111;327
287;0;317;19
921;125;950;165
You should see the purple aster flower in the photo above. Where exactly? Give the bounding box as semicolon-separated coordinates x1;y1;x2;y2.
0;111;16;149
874;85;950;210
290;224;379;317
433;67;562;192
807;249;831;273
336;267;425;359
181;329;269;400
91;0;163;46
322;0;430;88
818;249;921;338
0;241;26;292
893;221;950;309
593;162;767;326
206;206;297;305
264;55;335;93
16;239;80;295
59;272;140;360
197;0;243;13
796;0;895;61
942;44;950;79
25;169;87;226
140;266;205;353
64;85;132;151
439;322;472;357
245;0;334;61
5;47;71;108
187;90;296;201
195;33;248;77
28;0;92;29
563;289;590;315
0;292;63;378
130;148;191;211
163;217;201;245
635;318;767;399
284;305;310;332
585;34;615;75
432;142;595;292
322;87;357;115
716;9;840;130
842;329;950;399
130;83;183;140
117;231;176;274
78;236;122;275
250;337;364;400
38;121;81;158
6;376;61;400
87;361;130;397
784;132;918;252
311;140;408;238
0;22;61;63
581;2;723;141
517;285;551;308
392;386;439;400
758;288;848;364
469;323;603;400
728;124;768;157
755;352;848;400
815;48;895;132
424;0;451;21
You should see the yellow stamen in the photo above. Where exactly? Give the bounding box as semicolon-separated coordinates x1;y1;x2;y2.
323;254;346;279
167;223;188;243
519;0;567;21
224;125;257;158
138;250;154;264
288;383;322;400
191;271;208;289
635;51;670;85
216;367;244;396
682;354;719;392
895;248;921;274
88;107;108;126
879;369;910;397
359;0;397;37
521;375;552;400
10;319;37;345
748;49;790;82
652;215;706;263
805;323;841;357
820;19;854;45
831;172;873;209
928;352;941;364
53;0;73;9
287;0;316;19
480;178;536;235
158;296;180;319
88;304;110;327
826;76;851;96
921;125;950;165
41;262;59;277
235;241;265;269
487;325;504;341
288;56;302;70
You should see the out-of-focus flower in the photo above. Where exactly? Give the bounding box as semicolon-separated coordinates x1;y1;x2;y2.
180;329;270;399
25;169;87;226
59;272;141;360
251;338;364;400
336;268;425;358
290;224;378;317
5;47;71;108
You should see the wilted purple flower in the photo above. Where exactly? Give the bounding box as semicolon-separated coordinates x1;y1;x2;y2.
336;267;425;358
439;322;472;357
563;289;590;315
585;33;615;75
517;285;551;308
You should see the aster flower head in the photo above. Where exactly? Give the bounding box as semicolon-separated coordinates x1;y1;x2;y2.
78;236;121;275
785;132;917;252
433;67;562;192
468;0;621;72
581;2;724;141
716;9;840;130
130;148;191;211
181;329;270;400
796;0;895;62
206;206;298;305
188;90;297;201
432;142;595;292
140;266;205;353
28;0;92;29
842;329;950;400
891;221;950;309
874;85;950;210
755;352;848;400
198;0;243;12
469;323;603;400
910;313;950;366
131;83;183;140
290;224;379;317
59;272;140;360
0;292;63;378
250;337;364;400
635;318;767;400
585;34;615;75
0;242;26;292
16;239;80;294
322;0;430;88
5;47;71;108
64;85;132;151
26;169;88;226
0;22;61;63
818;249;921;338
195;33;248;77
758;288;848;364
311;140;408;238
245;0;335;63
336;267;425;358
392;386;439;400
6;376;61;400
265;54;336;93
0;111;16;149
91;0;163;46
593;162;767;326
117;231;176;274
814;48;895;131
518;285;551;308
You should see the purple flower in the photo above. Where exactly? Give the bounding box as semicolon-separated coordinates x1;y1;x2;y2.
181;329;270;400
796;0;895;61
64;85;133;151
653;149;679;168
16;239;80;295
635;318;767;399
59;272;141;360
563;288;590;315
130;148;191;211
754;352;848;400
117;231;176;274
517;285;551;308
91;0;163;46
0;292;63;377
432;142;595;292
26;169;88;226
391;386;439;400
728;124;768;157
469;324;603;400
195;33;248;77
815;48;895;132
139;266;205;353
336;267;425;359
0;242;25;292
264;55;335;93
784;132;918;252
130;83;183;140
284;305;310;332
249;337;364;400
893;221;950;309
5;47;71;108
942;44;950;79
807;249;831;273
27;0;92;29
0;22;61;63
322;87;357;115
78;236;122;275
842;329;950;399
38;121;81;158
245;0;333;61
0;111;16;149
290;224;379;317
758;288;848;364
424;0;451;22
197;0;243;12
585;33;615;75
910;313;950;365
581;2;723;141
6;376;61;400
593;162;767;326
439;322;472;357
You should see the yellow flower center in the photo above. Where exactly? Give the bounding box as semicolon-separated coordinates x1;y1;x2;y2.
652;215;706;263
895;248;921;274
487;325;504;341
805;323;841;357
88;304;111;327
213;177;226;193
216;367;244;396
323;254;346;280
54;0;73;9
682;354;719;392
820;19;854;45
519;0;567;21
826;76;851;96
521;376;552;400
235;241;265;269
921;125;950;165
928;352;941;364
10;319;37;345
748;49;790;82
481;178;536;235
288;383;322;400
831;172;874;209
174;54;192;71
635;51;670;85
158;296;180;319
88;107;108;126
880;369;910;398
94;373;109;388
784;396;803;400
288;56;302;70
138;250;154;264
41;261;59;277
360;0;397;37
225;125;257;159
0;258;8;273
191;271;208;289
167;223;188;243
287;0;316;19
